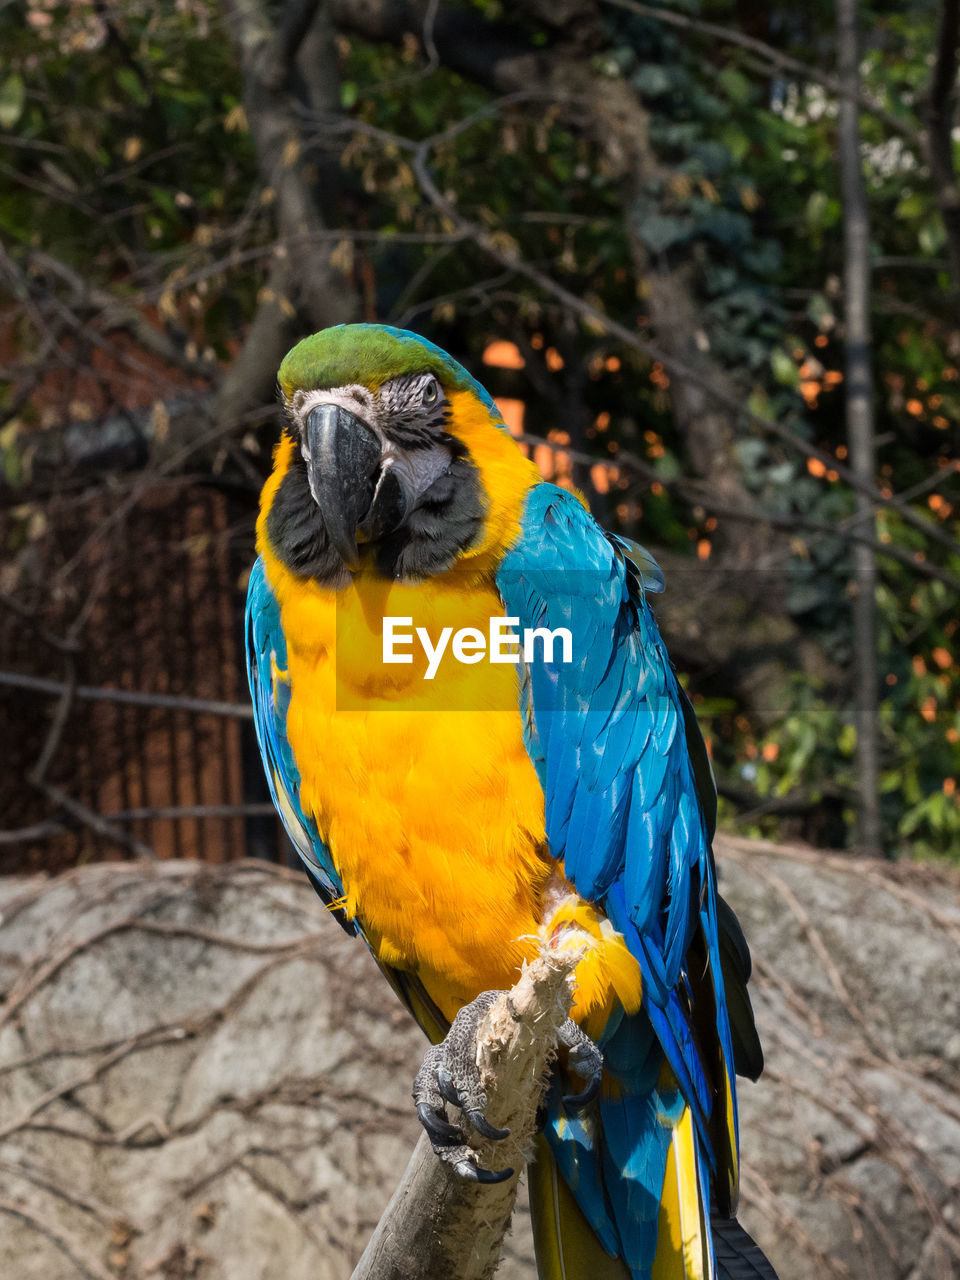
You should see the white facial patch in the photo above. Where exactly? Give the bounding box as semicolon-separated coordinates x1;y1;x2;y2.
288;385;378;460
287;384;454;513
379;440;452;507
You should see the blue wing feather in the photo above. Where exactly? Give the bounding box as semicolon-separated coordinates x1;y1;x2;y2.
497;483;739;1275
245;557;354;931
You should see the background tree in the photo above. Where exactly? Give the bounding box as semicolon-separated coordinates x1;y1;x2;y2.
1;0;958;868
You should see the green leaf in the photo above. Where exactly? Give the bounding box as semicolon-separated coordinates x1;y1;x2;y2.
767;461;796;485
894;191;926;220
806;190;829;228
0;75;24;130
149;186;175;215
718;66;751;106
116;67;150;107
636;214;690;253
746;389;771;418
691;141;731;175
735;438;766;470
771;347;799;388
919;219;946;255
654;450;681;481
700;208;751;249
806;293;834;329
633;65;673;99
720;124;751;164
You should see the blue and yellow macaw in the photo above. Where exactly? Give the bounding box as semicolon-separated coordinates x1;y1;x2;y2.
246;324;774;1280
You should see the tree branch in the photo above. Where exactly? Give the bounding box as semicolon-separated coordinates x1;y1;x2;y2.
334;0;960;572
838;0;881;856
333;0;927;148
405;128;960;565
330;0;542;92
351;951;580;1280
23;249;214;381
602;0;926;148
266;0;323;87
922;0;960;294
218;0;358;433
0;669;254;718
32;782;156;861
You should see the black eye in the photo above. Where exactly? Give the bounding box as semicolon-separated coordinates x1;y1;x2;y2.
421;378;440;407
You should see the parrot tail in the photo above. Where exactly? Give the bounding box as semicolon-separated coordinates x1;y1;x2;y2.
528;1134;631;1280
528;1132;780;1280
711;1214;781;1280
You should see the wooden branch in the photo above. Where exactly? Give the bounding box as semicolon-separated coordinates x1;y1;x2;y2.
32;782;156;861
330;0;538;93
267;0;323;87
837;0;881;857
0;669;253;718
351;950;580;1280
218;0;358;433
603;0;925;148
922;0;960;294
333;0;926;147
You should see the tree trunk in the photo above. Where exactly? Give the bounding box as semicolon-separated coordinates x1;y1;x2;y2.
923;0;960;297
218;0;359;436
837;0;882;856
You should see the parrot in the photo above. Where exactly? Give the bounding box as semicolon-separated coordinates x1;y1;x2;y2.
245;322;778;1280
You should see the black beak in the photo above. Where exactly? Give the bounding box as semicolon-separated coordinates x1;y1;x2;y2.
305;405;409;571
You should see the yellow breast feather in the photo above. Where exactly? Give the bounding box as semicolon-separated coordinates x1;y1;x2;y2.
258;424;641;1025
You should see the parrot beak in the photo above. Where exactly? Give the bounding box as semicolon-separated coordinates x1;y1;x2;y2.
304;404;409;571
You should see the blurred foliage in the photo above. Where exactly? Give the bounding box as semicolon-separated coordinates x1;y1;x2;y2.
1;0;958;859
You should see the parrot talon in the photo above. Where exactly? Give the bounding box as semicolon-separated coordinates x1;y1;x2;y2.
454;1158;514;1184
558;1017;603;1111
466;1109;510;1141
436;1067;509;1138
416;1102;463;1145
436;1064;462;1107
412;990;513;1183
563;1073;601;1110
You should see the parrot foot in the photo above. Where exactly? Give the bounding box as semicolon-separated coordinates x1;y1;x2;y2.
412;990;514;1184
558;1017;603;1109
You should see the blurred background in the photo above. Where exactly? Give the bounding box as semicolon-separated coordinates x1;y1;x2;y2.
1;0;958;869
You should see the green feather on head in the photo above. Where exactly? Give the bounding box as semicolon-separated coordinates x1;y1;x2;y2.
278;324;498;415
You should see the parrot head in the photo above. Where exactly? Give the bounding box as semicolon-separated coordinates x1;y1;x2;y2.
261;323;537;585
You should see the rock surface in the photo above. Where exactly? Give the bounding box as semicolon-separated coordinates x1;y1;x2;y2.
0;838;957;1280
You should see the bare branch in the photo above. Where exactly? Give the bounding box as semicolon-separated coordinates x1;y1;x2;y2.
0;806;275;848
219;0;358;431
0;669;254;718
267;0;323;86
351;951;580;1280
922;0;960;293
406;131;960;564
515;433;960;593
838;0;881;855
32;783;156;861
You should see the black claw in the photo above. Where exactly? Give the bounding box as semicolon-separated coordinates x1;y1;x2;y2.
466;1109;510;1141
416;1103;462;1145
413;989;515;1186
436;1066;462;1109
563;1070;601;1110
454;1159;514;1184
